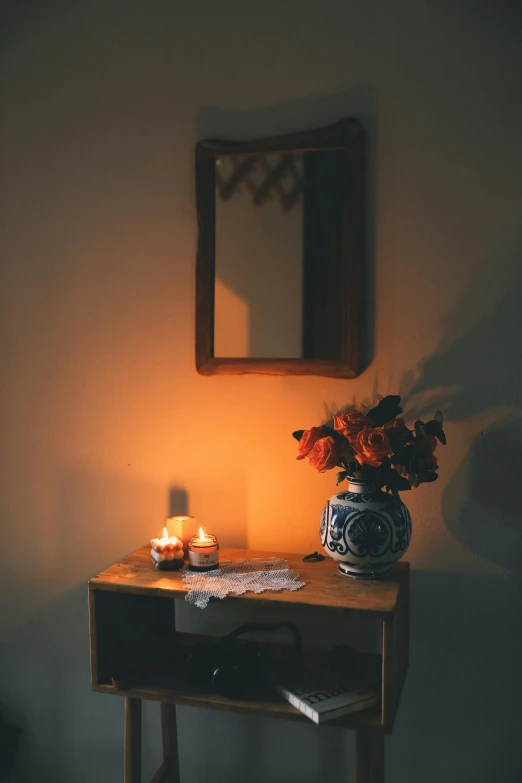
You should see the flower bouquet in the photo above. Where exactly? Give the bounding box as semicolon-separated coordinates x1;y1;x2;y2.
293;395;446;494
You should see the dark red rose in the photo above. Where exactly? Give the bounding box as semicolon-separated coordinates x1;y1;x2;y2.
296;427;324;460
353;427;393;467
333;410;373;442
307;436;341;472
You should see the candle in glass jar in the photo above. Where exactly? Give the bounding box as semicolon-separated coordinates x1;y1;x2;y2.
188;527;219;571
150;527;184;571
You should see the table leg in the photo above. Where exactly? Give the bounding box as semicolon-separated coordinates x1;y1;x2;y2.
161;703;181;782
124;697;142;783
355;730;384;783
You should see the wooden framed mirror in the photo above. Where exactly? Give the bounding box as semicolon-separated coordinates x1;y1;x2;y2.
195;117;364;378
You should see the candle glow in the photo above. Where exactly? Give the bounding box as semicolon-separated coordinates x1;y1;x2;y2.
160;527;174;545
188;528;219;571
150;525;185;570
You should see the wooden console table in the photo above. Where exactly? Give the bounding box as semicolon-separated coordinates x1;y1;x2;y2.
88;547;409;783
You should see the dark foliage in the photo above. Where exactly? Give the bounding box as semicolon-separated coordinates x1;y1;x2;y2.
366;395;403;426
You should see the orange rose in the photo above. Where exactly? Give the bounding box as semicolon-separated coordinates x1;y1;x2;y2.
353;426;392;467
307;436;340;472
296;427;324;460
333;410;373;441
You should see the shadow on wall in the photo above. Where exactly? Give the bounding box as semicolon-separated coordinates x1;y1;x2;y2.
386;234;522;782
402;230;522;572
197;85;379;371
0;586;124;782
169;486;189;517
443;419;522;572
389;569;522;783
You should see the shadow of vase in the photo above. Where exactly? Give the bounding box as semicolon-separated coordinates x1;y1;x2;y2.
402;233;522;572
443;418;522;572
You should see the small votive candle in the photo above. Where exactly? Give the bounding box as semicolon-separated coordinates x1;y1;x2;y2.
150;527;184;571
188;527;219;572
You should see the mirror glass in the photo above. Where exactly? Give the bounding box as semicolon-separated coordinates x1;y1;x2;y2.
213;150;344;359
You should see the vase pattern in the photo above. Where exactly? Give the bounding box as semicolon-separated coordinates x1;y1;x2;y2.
320;478;411;579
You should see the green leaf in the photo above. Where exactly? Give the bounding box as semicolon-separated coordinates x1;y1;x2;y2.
292;430;305;441
336;470;348;486
434;410;443;424
321;425;336;437
395;475;412;491
367;395;402;426
423;420;446;445
384;473;411;493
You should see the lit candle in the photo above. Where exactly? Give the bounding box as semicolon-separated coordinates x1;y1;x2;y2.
150;526;184;571
188;527;219;572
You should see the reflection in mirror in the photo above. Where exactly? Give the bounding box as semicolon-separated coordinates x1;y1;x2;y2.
213;150;344;360
214;152;304;358
195;117;364;377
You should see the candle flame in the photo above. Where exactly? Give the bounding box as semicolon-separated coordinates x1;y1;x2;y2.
198;526;207;540
163;526;168;540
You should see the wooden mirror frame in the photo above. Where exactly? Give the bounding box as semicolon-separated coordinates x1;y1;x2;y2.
195;117;364;378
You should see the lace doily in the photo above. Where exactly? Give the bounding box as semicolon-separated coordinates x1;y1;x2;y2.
182;558;305;609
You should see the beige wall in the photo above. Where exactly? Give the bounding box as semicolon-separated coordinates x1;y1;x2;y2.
1;1;521;781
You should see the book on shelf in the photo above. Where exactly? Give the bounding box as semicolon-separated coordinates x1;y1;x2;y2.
277;674;378;725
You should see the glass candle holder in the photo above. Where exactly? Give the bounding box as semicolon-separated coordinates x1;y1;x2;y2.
188;530;219;572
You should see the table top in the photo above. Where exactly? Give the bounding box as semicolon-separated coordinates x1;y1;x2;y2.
89;545;408;617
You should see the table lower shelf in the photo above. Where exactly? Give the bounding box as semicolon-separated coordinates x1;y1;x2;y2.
92;680;383;730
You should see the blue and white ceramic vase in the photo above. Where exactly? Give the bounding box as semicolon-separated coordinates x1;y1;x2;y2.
320;476;412;579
